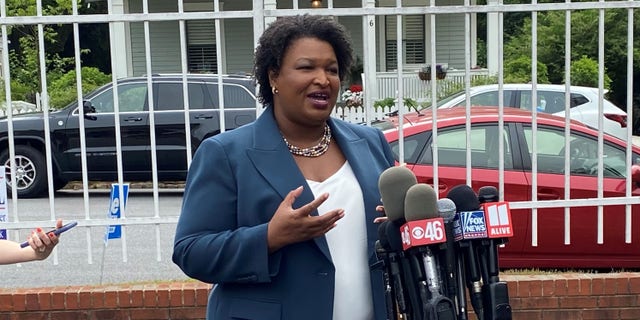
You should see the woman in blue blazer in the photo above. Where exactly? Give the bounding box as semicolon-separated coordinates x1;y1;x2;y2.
173;15;395;320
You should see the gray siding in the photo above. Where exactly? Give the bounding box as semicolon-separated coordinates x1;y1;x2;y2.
436;13;466;70
223;18;254;74
125;0;469;75
129;1;182;75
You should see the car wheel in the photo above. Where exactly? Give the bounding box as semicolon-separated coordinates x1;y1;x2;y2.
0;145;48;198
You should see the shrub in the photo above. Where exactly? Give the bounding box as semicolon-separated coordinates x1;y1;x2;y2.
568;55;611;90
504;56;550;84
47;67;111;109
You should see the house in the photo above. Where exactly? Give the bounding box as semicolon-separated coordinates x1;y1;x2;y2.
110;0;494;84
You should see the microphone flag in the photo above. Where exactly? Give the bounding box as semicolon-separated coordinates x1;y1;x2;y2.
482;202;513;239
400;217;447;251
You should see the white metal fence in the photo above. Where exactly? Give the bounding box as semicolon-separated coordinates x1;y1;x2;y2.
0;0;638;285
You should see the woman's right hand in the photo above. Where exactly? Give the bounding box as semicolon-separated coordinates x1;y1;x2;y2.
267;186;344;253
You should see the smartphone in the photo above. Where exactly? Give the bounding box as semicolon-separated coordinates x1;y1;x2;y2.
19;221;78;248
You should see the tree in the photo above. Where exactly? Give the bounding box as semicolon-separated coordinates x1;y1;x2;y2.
6;0;74;102
497;7;640;111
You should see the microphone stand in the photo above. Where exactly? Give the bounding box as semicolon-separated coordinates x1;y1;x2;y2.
373;242;399;320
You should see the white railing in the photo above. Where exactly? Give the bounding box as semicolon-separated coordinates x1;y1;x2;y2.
333;68;492;123
0;101;38;117
374;68;491;101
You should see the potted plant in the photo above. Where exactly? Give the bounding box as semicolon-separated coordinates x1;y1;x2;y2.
418;63;448;81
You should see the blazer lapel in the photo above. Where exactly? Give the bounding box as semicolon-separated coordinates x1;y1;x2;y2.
246;107;332;262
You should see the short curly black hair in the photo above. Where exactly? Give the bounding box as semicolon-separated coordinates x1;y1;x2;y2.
253;14;354;106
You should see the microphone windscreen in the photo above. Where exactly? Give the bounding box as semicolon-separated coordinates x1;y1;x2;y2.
385;220;405;252
437;198;457;222
446;184;480;211
478;185;499;203
378;166;417;223
404;183;438;221
377;220;391;250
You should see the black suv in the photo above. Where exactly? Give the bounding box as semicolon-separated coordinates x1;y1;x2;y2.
0;74;257;197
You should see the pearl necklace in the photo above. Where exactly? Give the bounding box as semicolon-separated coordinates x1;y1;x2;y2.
283;124;332;157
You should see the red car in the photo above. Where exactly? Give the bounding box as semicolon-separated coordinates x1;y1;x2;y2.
378;106;640;269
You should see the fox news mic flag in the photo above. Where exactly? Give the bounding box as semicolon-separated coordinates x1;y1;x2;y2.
447;184;486;320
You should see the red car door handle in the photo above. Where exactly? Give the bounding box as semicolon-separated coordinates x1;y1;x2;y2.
537;191;560;200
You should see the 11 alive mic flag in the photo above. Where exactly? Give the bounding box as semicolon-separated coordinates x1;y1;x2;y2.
0;166;7;240
105;183;129;242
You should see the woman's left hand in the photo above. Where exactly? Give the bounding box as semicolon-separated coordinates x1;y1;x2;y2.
373;205;387;224
28;219;62;260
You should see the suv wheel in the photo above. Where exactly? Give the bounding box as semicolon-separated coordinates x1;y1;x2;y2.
0;145;47;198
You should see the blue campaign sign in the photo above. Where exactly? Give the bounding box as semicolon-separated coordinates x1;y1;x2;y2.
106;183;129;240
0;165;7;239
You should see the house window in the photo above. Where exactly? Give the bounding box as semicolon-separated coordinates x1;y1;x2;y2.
385;15;425;70
187;20;217;73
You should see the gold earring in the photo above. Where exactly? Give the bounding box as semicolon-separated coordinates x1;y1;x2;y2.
272;87;279;95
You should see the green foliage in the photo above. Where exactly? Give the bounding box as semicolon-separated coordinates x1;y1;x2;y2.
374;97;395;110
5;0;78;104
48;67;111;109
568;56;611;90
373;97;421;113
499;8;640;109
503;56;550;84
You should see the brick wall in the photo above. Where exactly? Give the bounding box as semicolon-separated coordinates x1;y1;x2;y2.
0;273;638;320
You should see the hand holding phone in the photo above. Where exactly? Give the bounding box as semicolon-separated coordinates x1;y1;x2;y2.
20;221;78;248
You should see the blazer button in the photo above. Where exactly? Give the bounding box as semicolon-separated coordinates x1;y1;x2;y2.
317;272;328;276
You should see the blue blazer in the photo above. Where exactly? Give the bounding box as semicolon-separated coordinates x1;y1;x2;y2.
173;107;395;320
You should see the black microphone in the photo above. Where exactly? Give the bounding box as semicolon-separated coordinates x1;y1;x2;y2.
386;220;421;320
404;183;457;320
373;221;398;320
477;186;500;284
446;184;485;320
378;166;419;319
437;198;467;320
477;186;513;320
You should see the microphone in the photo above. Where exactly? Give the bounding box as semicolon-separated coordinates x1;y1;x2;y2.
437;198;467;320
386;219;421;320
403;183;456;320
373;221;398;320
378;166;418;224
477;186;514;320
447;184;486;320
377;166;419;319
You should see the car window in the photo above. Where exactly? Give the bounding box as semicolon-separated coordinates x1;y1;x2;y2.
453;90;515;108
388;131;430;164
415;124;513;169
570;93;589;108
90;83;147;113
155;83;211;110
523;125;630;177
207;83;255;109
520;90;566;113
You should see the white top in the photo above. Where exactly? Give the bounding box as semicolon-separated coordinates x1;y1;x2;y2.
307;161;374;320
